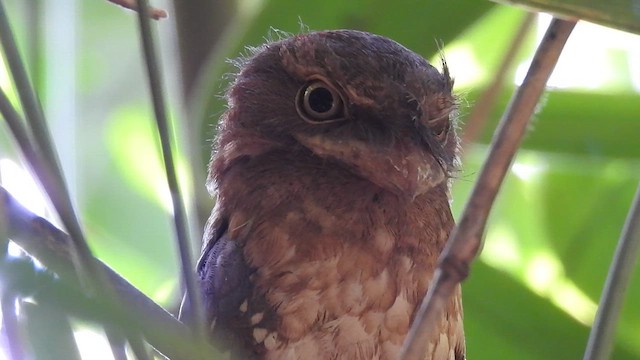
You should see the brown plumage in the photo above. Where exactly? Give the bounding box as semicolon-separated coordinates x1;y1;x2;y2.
195;30;464;359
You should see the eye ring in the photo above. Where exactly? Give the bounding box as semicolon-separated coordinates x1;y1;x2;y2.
296;78;347;123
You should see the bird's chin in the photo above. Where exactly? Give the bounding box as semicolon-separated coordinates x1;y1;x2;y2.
294;133;446;199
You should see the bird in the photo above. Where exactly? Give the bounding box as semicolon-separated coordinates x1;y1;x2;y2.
192;29;465;360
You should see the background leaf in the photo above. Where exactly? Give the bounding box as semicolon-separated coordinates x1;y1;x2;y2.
490;0;640;34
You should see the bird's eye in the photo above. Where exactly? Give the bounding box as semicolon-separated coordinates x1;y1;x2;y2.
428;114;451;141
296;79;346;123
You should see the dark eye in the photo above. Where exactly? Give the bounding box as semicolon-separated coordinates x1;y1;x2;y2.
296;79;346;123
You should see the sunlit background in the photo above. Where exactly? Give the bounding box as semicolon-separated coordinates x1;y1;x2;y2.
0;0;639;359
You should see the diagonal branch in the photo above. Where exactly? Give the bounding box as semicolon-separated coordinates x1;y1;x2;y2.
1;186;218;359
583;183;640;360
0;3;127;333
400;17;577;360
0;1;60;184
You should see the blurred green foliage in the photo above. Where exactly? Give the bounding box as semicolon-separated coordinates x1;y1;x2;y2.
490;0;640;34
0;0;639;359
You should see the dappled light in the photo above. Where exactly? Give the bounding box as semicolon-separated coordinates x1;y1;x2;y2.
520;15;640;90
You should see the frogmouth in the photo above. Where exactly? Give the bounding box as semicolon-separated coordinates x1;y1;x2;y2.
188;30;464;360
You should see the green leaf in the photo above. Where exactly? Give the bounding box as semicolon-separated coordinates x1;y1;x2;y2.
464;261;638;359
490;0;640;34
454;150;640;359
81;105;182;306
469;89;640;159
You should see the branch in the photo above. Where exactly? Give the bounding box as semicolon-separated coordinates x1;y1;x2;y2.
0;3;127;337
136;0;208;343
106;0;168;20
400;17;577;360
583;183;640;360
1;186;218;359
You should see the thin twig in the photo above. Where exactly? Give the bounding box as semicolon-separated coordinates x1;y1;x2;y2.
0;1;60;183
583;183;640;360
400;18;577;360
0;89;44;175
1;186;218;359
461;12;536;149
0;5;140;353
136;0;207;343
106;0;168;20
0;89;131;342
1;6;162;357
0;0;110;301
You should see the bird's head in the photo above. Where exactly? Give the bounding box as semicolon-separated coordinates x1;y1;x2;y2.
211;30;459;198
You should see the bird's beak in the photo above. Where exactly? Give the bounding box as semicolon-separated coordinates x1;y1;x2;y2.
295;133;446;199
